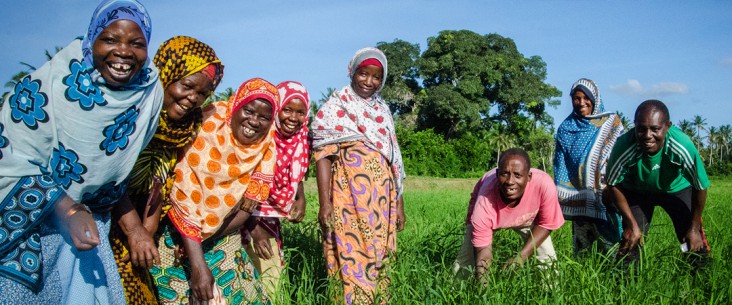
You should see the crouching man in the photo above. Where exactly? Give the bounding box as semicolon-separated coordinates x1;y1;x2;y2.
453;148;565;279
607;100;711;269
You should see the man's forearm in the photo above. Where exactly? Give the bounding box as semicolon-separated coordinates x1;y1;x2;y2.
518;226;550;261
611;186;637;228
475;245;493;277
690;188;707;230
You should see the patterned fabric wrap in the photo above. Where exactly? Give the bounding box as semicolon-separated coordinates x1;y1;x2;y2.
127;36;224;198
154;36;224;90
0;176;62;291
227;78;280;125
315;141;397;305
553;78;624;222
310;47;405;197
253;81;311;217
167;78;278;242
111;230;159;305
82;0;153;88
0;2;161;289
150;226;268;304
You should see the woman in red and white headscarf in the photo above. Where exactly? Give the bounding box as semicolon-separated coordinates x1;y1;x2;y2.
311;47;406;305
243;80;311;299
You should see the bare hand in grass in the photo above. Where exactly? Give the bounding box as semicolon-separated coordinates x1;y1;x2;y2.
395;197;406;232
288;196;306;223
684;229;704;252
620;223;642;254
502;256;523;271
318;202;334;240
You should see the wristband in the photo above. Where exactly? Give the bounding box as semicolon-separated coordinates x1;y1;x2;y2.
66;203;92;218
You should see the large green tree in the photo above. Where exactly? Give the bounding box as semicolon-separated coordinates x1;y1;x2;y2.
416;30;560;139
376;39;421;115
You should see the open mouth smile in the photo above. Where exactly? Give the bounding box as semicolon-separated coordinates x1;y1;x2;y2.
107;62;135;79
175;102;191;112
241;126;256;137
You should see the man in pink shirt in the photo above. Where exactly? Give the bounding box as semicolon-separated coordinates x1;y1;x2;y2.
453;148;565;279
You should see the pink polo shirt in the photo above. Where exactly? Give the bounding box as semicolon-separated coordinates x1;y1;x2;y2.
468;168;564;248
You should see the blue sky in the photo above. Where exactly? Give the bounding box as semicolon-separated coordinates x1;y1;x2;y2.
2;1;731;130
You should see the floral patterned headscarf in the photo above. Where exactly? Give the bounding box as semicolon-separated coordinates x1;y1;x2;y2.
81;0;152;87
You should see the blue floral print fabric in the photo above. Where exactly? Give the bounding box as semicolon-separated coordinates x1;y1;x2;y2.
0;27;161;295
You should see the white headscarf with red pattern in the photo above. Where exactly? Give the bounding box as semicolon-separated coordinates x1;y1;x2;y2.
254;81;311;217
310;47;405;197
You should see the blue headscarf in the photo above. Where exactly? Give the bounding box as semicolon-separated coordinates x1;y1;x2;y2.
81;0;152;86
553;78;624;222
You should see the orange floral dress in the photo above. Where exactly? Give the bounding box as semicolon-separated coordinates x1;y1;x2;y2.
315;141;398;305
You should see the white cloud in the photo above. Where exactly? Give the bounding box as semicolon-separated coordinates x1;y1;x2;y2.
609;79;688;98
649;82;688;95
721;57;732;67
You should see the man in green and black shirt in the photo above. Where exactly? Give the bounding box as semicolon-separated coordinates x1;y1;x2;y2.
607;100;710;268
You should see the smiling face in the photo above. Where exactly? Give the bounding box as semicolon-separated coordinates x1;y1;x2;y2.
277;98;308;138
571;89;594;116
351;65;383;99
634;108;671;155
92;20;148;88
163;72;213;121
496;155;532;207
230;98;274;145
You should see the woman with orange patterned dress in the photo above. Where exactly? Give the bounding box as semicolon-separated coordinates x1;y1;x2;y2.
311;47;406;305
150;78;278;305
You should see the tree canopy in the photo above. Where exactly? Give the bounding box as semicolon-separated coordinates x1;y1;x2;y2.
378;30;560;140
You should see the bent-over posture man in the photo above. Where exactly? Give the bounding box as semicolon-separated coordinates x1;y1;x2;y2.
453;148;564;279
607;99;711;268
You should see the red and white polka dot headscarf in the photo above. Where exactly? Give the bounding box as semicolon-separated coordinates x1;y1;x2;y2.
254;81;311;217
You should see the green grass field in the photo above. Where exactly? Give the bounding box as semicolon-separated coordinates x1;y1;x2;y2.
271;176;732;304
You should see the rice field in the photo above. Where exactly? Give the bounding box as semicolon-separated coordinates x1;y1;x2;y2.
270;176;732;304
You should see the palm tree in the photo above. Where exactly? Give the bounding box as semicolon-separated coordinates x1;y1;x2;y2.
526;127;554;171
486;127;516;167
202;87;235;107
707;126;718;166
691;115;707;151
719;125;731;162
617;111;632;129
677;119;695;139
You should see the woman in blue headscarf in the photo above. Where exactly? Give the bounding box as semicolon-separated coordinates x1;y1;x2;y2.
0;1;162;304
553;78;624;254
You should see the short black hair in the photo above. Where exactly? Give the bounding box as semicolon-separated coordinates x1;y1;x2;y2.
635;99;670;123
498;148;531;169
